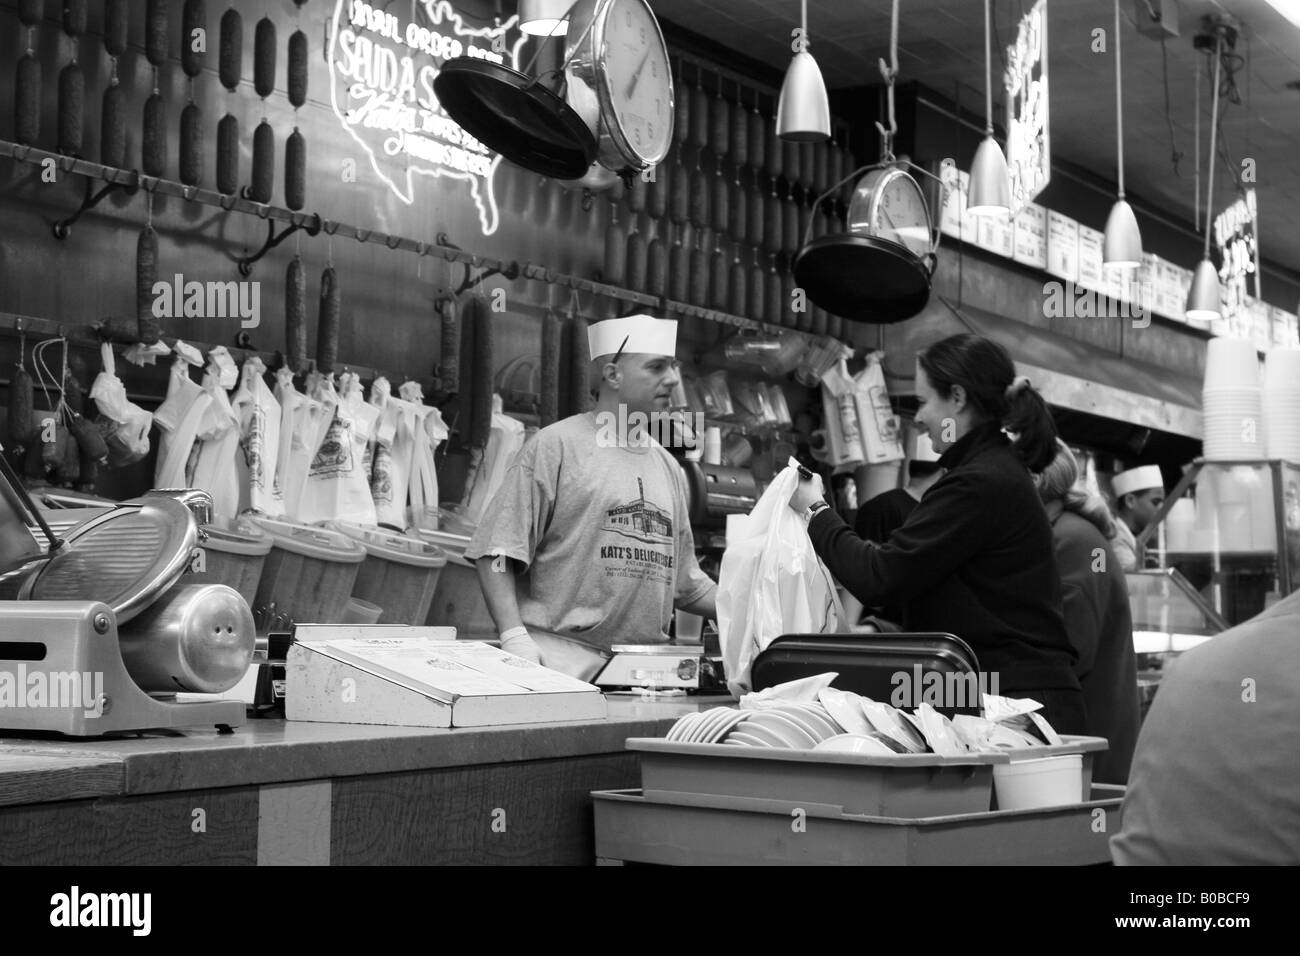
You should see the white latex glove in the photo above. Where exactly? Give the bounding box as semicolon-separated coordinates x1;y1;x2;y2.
499;627;543;664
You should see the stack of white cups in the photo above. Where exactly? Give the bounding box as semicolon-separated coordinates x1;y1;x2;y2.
1202;338;1263;460
1262;348;1300;462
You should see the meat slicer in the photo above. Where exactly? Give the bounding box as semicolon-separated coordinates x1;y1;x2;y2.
0;449;251;736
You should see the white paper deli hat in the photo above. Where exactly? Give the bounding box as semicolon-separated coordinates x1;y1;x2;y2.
588;314;678;360
1113;465;1163;498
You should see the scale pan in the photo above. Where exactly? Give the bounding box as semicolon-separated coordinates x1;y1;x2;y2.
793;233;933;324
433;57;597;180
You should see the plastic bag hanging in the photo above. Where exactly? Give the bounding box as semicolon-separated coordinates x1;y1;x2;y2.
853;353;905;464
188;348;241;522
398;380;448;532
153;355;212;488
231;355;282;515
297;370;378;526
462;393;527;526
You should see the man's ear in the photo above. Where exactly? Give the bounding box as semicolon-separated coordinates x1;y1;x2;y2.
1121;492;1136;511
604;361;622;388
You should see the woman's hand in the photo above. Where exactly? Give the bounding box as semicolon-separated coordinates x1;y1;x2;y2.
788;471;826;515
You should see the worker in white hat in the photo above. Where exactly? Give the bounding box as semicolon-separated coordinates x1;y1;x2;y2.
1111;465;1165;572
465;314;717;679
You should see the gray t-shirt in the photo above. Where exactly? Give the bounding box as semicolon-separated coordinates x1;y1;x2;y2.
465;412;714;650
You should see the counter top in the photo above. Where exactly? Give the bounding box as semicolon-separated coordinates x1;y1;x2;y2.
0;695;725;807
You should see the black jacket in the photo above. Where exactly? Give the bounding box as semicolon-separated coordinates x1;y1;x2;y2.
1047;503;1139;783
853;487;918;624
808;421;1080;692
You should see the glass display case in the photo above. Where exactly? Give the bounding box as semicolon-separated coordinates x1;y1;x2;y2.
1137;458;1300;629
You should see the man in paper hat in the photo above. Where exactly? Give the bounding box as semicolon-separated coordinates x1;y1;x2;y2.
1111;465;1165;572
466;314;717;679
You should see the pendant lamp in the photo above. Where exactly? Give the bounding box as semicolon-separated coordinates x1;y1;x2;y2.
776;0;830;141
519;0;571;37
1186;29;1226;324
1103;0;1142;269
967;0;1011;215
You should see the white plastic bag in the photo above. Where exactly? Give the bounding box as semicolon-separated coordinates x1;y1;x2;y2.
853;353;905;464
153;357;211;488
89;343;152;466
462;394;527;525
270;367;301;517
188;351;241;522
277;373;336;521
398;381;448;531
230;356;281;514
297;372;378;526
816;360;866;474
717;458;846;696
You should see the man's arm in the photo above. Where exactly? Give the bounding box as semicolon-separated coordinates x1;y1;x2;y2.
475;555;541;662
676;581;717;620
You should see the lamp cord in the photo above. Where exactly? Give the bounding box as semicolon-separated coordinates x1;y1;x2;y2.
983;0;993;136
1203;33;1222;260
1115;0;1125;199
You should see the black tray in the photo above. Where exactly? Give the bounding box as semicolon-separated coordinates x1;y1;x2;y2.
751;633;982;717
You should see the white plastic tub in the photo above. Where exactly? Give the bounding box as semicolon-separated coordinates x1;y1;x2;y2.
329;521;447;625
992;754;1083;811
247;517;366;625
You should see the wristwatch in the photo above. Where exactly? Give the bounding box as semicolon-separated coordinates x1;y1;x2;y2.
802;501;830;523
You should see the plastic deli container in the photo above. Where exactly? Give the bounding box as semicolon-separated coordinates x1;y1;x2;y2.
414;528;496;640
993;755;1084;811
994;735;1107;804
247;517;366;625
328;521;447;625
189;516;272;606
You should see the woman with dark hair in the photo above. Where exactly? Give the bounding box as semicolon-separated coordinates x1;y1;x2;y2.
790;333;1086;734
1035;440;1139;783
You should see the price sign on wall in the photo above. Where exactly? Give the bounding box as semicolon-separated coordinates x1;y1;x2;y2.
328;0;523;234
1213;188;1259;322
1004;0;1050;215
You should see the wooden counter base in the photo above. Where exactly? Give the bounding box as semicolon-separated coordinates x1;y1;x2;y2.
0;696;711;866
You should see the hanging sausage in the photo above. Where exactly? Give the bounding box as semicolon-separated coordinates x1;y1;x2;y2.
317;265;340;373
137;225;161;345
285;255;308;374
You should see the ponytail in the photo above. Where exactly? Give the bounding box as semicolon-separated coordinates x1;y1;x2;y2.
1004;382;1058;473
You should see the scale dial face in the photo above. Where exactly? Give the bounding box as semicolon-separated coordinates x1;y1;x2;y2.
849;167;933;257
597;0;673;167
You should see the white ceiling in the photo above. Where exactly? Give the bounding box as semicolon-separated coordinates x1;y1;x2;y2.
652;0;1300;290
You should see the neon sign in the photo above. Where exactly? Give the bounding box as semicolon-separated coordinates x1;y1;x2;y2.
1004;0;1049;215
327;0;526;234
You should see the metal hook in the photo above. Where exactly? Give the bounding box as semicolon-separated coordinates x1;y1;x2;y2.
355;228;371;242
322;219;340;236
385;234;403;250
